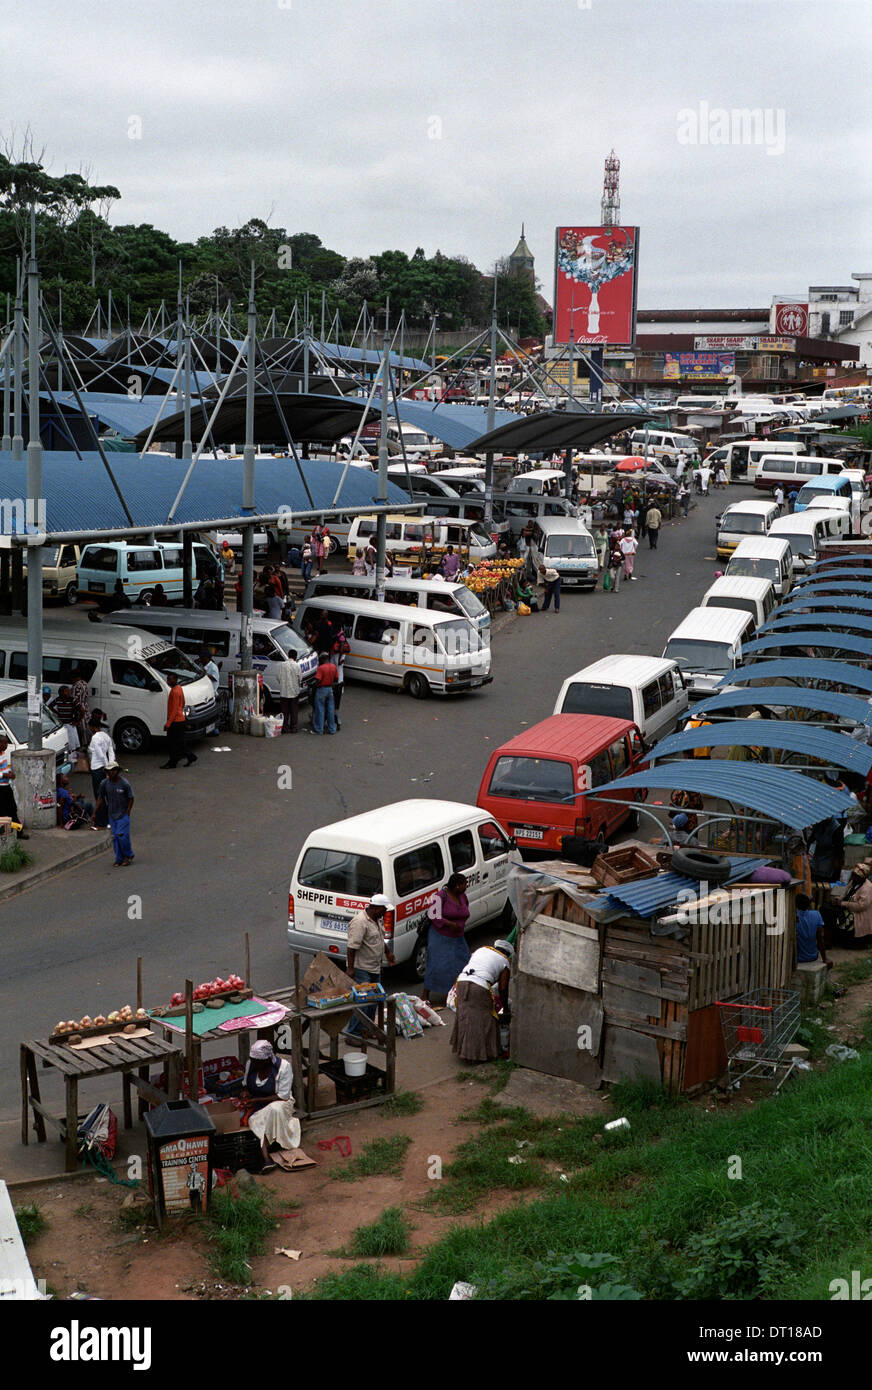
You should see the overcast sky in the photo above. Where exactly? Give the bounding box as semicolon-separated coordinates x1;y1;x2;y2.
4;0;870;308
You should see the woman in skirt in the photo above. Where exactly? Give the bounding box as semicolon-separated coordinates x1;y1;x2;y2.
422;873;471;1004
450;940;514;1063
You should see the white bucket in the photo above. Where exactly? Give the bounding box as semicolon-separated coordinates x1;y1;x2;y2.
343;1051;367;1077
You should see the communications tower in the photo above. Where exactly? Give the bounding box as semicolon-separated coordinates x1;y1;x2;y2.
600;149;620;227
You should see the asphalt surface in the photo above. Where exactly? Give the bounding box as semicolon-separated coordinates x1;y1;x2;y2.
0;485;739;1120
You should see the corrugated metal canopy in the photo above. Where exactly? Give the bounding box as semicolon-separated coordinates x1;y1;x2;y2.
777;594;872;615
759;612;872;636
647;721;872;775
0;450;410;536
742;631;872;658
589;762;856;830
584;855;771;919
795;571;872;588
40;392;193;440
693;685;872;723
134;392;369;447
374;397;518;451
723;659;872;693
466;410;645;453
807;554;872;571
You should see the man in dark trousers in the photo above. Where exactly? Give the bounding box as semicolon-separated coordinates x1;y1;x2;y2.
90;761;135;866
161;673;197;768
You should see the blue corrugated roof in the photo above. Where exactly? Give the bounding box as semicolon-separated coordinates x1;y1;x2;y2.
691;685;872;724
743;631;872;658
370;396;518;451
41;392;195;439
760;612;872;636
778;594;872;615
806;554;872;570
315;340;431;372
795;572;872;588
589;762;856;830
0;450;410;534
648;721;872;775
585;855;771;919
724;660;872;693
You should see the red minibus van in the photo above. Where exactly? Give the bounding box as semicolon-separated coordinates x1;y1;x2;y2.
476;714;644;855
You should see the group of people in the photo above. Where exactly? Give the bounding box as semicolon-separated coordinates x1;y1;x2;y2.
299;609;348;735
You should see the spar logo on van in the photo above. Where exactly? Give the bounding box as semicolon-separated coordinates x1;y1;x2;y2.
397;890;438;923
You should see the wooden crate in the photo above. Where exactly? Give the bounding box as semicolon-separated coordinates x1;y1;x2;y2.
591;846;659;887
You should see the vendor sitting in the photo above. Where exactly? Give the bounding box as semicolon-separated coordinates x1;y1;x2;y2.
795;892;832;970
242;1041;299;1172
513;573;539;611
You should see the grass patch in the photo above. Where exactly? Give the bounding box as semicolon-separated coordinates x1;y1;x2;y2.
74;1201;94;1218
14;1203;46;1244
833;955;872;989
348;1206;411;1257
302;1264;410;1300
381;1090;424;1118
452;1059;515;1093
207;1187;276;1286
333;1135;412;1182
0;842;34;873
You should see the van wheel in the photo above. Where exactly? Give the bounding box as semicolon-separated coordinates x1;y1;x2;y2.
406;673;430;699
414;932;428;981
64;582;78;606
625;809;640;831
139;589;154;605
114;718;150;755
327;535;340;556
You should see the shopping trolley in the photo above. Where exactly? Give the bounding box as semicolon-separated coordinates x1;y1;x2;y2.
716;987;801;1092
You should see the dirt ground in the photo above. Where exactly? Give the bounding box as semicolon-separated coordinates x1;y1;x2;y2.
18;1068;527;1300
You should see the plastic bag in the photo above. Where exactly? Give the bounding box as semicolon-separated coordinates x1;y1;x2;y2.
393;992;424;1039
518;603;531;616
602;570;612;591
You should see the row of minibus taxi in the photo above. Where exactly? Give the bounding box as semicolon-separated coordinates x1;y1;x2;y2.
284;443;872;976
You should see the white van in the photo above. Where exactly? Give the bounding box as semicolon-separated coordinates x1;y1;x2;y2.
754;455;845;492
723;438;801;483
725;537;794;597
662;606;756;700
104;608;318;700
77;541;221;606
22;543;82;606
716;500;780;558
506;468;568;497
347;514;497;564
303;574;491;637
288;799;515;976
629;429;697;462
293;597;491;699
700;576;776;632
530;517;599;589
496;493;581;539
386;422;441;458
769;512;847;572
0;622;218;755
552;655;688;745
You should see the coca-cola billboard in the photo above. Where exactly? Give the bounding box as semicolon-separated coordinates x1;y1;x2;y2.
553;226;639;345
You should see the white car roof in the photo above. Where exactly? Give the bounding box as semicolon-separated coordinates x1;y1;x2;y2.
729;537;792;559
666;606;754;642
560;654;678;686
703;576;774;601
721;500;780;516
301;800;493;854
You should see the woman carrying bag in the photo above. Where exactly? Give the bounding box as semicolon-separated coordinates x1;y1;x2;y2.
421;873;471;1004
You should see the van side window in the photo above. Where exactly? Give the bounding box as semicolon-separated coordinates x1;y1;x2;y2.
609;738;630;778
129;549;162;572
641;681;662;718
394;842;445;897
478;821;510;861
110;659;161;692
588;750;612;787
14;654;97;684
448;830;476;873
252;634;276;658
161;549;182;568
428;591;455;614
60;546;78;567
83;547;119;572
356;616;394;644
177;627;231;658
658;673;676;705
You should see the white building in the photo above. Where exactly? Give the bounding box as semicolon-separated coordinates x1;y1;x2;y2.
808;274;872;367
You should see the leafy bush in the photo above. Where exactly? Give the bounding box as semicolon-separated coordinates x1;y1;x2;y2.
0;842;34;873
674;1202;805;1300
480;1250;642;1301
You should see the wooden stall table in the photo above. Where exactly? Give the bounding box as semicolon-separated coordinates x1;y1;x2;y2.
20;1033;183;1174
148;995;292;1098
262;988;397;1121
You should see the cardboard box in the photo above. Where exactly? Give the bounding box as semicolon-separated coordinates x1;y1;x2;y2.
207;1100;246;1135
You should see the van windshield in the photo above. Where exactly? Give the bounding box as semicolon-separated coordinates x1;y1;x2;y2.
488;755;574;804
545;533;595;558
561;682;633;720
663;639;734;674
1;696;62;745
434;619;485;658
298;847;383;896
270;623;308;657
777;533;817;559
797;485;837;503
451;586;487;621
721;513;768;535
727;557;778;581
144;646;202;686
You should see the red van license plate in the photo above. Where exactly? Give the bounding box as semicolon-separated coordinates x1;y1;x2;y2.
513;826;545;841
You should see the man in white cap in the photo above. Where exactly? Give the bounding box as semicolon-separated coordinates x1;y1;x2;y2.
346;894;396;1037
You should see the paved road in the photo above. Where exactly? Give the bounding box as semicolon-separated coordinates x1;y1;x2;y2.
0;487;738;1119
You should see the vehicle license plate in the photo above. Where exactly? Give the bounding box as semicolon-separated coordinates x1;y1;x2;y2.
317;914;349;935
514;826;544;840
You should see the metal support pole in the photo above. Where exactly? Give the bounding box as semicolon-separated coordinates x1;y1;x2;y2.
183;296;192;462
589;345;604;406
376;334;389;602
1;311;11;451
12;262;24;460
182;531;194;608
484;278;498;525
25;214;44;750
240;265;257;670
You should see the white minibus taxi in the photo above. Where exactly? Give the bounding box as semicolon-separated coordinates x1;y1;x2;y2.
303;574;491;638
662;607;755;700
725;537;794;598
552;655;688;744
288;800;515;977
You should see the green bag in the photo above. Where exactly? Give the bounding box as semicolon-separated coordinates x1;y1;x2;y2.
603;570;612;591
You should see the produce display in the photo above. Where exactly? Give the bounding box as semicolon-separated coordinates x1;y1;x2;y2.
51;1005;149;1044
463;558;523;594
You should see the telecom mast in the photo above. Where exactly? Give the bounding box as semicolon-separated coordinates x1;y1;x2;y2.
601;149;620;227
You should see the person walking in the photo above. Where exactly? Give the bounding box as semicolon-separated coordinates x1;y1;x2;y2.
301;536;314;586
90;762;134;866
199;647;220;694
71;668;91;750
345;894;396;1037
220;539;235;576
311;651;338;735
332;628;349;730
645;502;662;550
715;465;728;489
538;564;562;613
277;651;302;735
699;464;711;495
312;524;326;576
620;527;639;581
774;484;784;514
421;873;471;1004
607;536;623;592
161;673;196;768
87;714;116;829
679;481;691;518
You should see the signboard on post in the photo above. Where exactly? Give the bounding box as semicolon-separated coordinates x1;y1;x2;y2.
553;226;639;346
